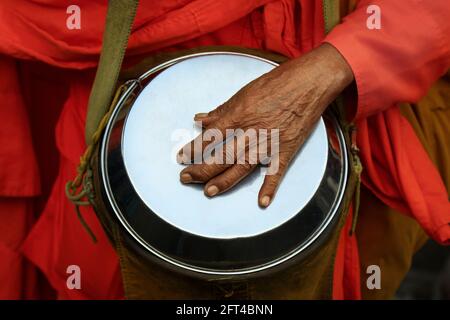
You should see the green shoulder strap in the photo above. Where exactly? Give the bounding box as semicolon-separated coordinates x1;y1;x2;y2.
85;0;139;145
66;0;139;242
323;0;340;33
323;0;363;235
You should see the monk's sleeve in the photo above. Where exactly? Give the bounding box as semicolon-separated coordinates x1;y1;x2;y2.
323;0;450;119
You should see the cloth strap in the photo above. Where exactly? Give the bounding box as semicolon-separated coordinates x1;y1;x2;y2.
323;0;341;33
66;0;139;242
85;0;139;145
322;1;363;234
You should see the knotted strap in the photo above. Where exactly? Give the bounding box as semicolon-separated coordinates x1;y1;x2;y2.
65;0;139;242
323;0;363;235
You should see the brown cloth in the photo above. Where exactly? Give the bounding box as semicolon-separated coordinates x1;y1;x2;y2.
357;73;450;300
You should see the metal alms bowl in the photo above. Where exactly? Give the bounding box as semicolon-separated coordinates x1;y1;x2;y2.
98;52;349;279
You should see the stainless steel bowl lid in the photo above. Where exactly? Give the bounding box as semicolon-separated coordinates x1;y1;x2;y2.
100;52;348;276
124;54;328;239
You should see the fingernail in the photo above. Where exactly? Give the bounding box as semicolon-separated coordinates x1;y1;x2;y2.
260;195;271;207
206;185;219;197
180;173;192;183
194;112;209;120
177;152;189;164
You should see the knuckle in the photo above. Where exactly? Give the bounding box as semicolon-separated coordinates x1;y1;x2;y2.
211;175;229;189
240;161;253;171
188;165;211;181
198;165;215;178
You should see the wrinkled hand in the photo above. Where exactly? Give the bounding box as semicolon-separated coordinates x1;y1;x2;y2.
177;44;354;207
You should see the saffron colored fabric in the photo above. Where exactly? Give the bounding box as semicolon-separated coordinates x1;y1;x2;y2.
0;0;448;299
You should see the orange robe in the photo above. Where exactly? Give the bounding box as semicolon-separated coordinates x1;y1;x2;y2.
0;0;448;299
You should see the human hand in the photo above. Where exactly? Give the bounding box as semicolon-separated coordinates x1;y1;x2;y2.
178;44;353;207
